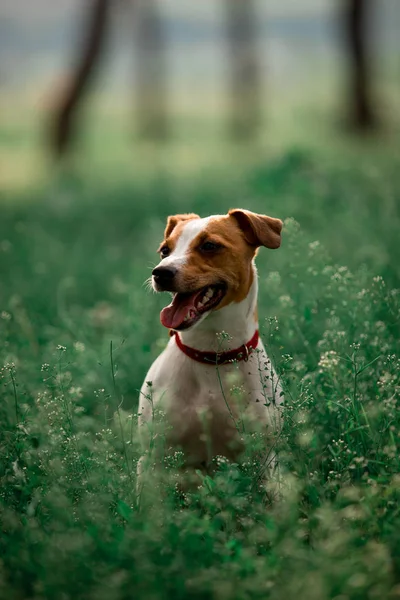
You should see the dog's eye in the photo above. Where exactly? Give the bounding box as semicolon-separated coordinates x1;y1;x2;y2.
199;241;220;252
159;246;170;258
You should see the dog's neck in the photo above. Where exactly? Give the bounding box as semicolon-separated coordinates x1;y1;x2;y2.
179;263;259;352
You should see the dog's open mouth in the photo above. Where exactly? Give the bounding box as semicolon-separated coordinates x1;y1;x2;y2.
160;284;226;330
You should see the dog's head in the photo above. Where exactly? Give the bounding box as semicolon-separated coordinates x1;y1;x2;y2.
152;209;283;331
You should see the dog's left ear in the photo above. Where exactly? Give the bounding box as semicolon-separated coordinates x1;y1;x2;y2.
164;213;200;238
229;209;283;249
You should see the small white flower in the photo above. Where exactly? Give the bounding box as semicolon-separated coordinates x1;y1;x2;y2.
308;240;320;251
279;295;293;308
318;350;339;370
1;240;11;252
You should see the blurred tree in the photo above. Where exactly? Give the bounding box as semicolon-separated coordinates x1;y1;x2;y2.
51;0;111;157
134;0;169;140
225;0;262;140
50;0;169;158
343;0;378;130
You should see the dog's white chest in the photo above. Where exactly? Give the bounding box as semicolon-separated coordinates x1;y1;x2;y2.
138;338;282;467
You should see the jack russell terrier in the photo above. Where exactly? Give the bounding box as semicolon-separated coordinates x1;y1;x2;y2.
138;209;284;492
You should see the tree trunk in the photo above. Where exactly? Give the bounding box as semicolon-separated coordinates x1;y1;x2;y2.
50;0;110;158
225;0;262;140
135;0;169;140
343;0;377;130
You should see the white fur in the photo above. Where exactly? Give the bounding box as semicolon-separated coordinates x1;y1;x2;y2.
159;217;212;270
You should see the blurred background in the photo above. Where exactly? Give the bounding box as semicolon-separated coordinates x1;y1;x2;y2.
0;0;399;396
0;0;399;188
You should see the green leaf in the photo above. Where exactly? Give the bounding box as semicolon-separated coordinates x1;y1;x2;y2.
117;500;132;521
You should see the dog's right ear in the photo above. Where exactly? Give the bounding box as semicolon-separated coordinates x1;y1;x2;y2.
164;213;200;238
229;209;282;249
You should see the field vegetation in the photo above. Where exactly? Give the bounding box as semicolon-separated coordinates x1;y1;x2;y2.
1;137;400;599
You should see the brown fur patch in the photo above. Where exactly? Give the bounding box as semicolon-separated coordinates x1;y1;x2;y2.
172;215;257;308
158;213;200;254
229;209;282;249
164;213;200;239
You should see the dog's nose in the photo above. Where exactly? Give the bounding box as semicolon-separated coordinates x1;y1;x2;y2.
152;266;177;285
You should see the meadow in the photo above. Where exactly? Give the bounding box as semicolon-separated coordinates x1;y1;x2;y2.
1;127;400;599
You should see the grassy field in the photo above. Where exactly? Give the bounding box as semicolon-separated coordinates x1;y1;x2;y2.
1;133;400;599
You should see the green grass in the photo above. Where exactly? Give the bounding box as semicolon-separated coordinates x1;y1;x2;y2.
1;147;400;599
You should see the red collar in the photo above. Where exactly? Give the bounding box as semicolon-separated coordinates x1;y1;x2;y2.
172;329;259;366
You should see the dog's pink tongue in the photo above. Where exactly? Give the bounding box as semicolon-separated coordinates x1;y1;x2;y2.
160;293;196;329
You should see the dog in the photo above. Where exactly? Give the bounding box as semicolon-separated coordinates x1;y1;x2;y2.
137;209;284;495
